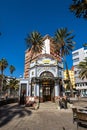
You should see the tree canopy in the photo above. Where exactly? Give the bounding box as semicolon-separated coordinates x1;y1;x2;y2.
25;31;44;61
78;57;87;79
70;0;87;19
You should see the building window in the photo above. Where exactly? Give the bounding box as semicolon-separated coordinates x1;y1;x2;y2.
73;58;79;62
77;84;79;87
59;71;62;76
74;71;77;74
80;84;82;86
73;52;79;57
74;65;78;68
32;71;34;75
85;83;87;86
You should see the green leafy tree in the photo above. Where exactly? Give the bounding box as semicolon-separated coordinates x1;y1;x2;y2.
70;0;87;19
78;57;87;79
25;31;44;62
54;28;75;97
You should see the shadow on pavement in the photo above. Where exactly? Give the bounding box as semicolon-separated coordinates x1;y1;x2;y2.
79;123;87;129
0;103;32;127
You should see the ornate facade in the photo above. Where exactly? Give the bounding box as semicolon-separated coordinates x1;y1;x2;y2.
20;35;64;102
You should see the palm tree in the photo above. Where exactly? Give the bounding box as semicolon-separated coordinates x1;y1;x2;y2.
83;43;87;47
8;78;19;96
0;74;2;90
25;31;44;62
9;65;15;76
0;58;8;93
0;58;8;75
2;76;7;91
25;31;45;97
78;57;87;79
70;0;87;19
54;28;75;97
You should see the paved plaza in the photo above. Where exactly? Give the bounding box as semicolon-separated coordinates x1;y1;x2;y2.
0;100;87;130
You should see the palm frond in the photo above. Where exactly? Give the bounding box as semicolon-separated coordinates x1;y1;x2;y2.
78;57;87;79
70;0;87;19
25;31;44;62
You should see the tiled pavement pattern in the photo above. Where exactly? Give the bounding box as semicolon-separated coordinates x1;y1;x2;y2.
0;99;87;130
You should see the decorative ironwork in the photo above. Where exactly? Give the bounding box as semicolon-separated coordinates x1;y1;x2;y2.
40;71;54;78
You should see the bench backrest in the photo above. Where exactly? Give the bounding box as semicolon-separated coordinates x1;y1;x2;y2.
72;108;77;115
77;111;87;121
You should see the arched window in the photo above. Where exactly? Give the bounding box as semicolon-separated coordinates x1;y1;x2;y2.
40;71;54;78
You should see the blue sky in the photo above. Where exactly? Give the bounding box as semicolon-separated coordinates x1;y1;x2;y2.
0;0;87;78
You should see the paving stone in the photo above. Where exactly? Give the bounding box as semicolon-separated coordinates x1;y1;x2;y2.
0;102;87;130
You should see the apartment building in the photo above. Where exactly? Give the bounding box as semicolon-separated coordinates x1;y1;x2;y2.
72;47;87;97
64;69;75;89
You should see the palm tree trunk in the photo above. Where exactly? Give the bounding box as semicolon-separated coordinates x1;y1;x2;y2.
1;71;4;98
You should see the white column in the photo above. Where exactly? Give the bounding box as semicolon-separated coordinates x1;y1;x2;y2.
55;82;60;96
26;83;28;96
19;83;21;97
29;84;31;96
34;84;37;96
36;84;39;96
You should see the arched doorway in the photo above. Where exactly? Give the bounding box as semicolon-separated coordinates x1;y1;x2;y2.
39;71;55;102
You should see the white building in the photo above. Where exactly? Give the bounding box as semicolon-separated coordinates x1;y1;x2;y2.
72;47;87;97
20;35;64;103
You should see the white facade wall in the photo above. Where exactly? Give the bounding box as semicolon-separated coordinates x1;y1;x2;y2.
72;48;85;66
20;35;64;102
72;47;87;97
29;68;36;79
84;49;87;58
42;38;50;54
